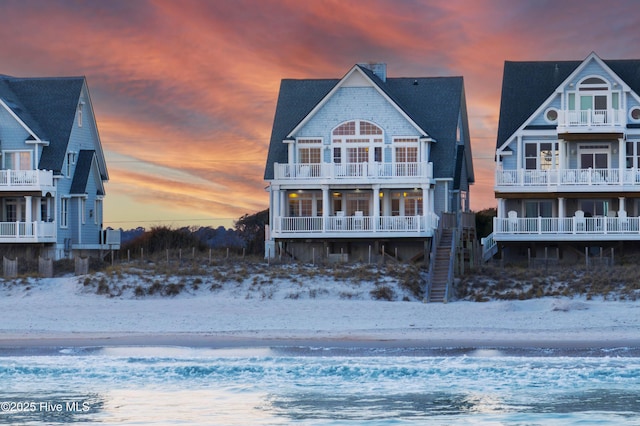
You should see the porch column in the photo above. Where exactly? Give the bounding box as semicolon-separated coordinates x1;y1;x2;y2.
619;197;626;213
516;135;522;170
284;139;295;164
558;197;565;232
497;198;505;218
558;138;565;171
372;184;380;232
24;196;32;223
322;185;329;233
272;186;280;232
619;138;626;184
421;184;430;229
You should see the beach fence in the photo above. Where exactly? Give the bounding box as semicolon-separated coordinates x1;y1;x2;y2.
75;257;89;275
39;256;53;278
3;257;17;278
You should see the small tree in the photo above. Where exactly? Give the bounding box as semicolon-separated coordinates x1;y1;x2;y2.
235;209;268;256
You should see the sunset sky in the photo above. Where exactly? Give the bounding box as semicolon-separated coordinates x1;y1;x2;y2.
1;0;639;230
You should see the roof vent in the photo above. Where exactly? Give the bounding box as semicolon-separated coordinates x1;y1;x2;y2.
358;62;386;82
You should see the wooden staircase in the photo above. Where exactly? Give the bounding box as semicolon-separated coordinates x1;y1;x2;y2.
428;229;454;302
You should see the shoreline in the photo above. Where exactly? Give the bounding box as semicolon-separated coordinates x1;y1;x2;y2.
2;331;640;352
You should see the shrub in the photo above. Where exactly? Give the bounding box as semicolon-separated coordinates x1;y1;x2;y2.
370;285;395;301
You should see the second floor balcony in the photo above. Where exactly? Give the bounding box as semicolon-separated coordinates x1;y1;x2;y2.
495;167;640;192
557;108;625;133
0;169;55;192
273;161;433;183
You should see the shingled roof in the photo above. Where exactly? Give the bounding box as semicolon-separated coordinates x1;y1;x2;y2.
496;57;640;148
0;75;85;174
264;65;474;184
70;150;104;196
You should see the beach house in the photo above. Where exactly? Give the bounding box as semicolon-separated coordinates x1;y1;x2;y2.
488;52;640;261
263;63;474;266
0;74;119;260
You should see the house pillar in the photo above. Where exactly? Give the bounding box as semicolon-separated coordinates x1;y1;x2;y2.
421;184;430;229
272;186;281;233
497;198;505;218
558;197;565;232
619;197;626;213
322;185;329;232
24;196;32;223
619;138;626;184
558;138;565;170
284;139;295;164
516;135;522;170
372;185;380;230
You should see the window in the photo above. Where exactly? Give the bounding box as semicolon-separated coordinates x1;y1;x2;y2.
288;192;319;217
4;151;31;170
67;152;77;177
77;101;84;127
61;198;68;228
627;141;640;168
94;199;102;225
545;108;558;123
525;201;553;218
346;192;370;216
524;142;557;170
579;145;609;169
630;107;640;122
299;148;321;164
404;194;423;216
581;200;608;217
394;138;418;162
332;120;383;164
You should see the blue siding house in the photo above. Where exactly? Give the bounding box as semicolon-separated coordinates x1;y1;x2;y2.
488;52;640;260
264;63;474;263
0;74;119;260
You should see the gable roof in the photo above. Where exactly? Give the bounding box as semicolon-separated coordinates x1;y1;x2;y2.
0;75;86;174
264;65;472;181
70;150;104;196
496;56;640;148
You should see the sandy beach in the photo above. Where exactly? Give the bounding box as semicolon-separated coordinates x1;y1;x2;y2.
1;275;639;350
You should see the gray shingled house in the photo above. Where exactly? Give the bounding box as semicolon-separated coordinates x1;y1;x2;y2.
264;63;474;267
0;74;119;260
487;52;640;262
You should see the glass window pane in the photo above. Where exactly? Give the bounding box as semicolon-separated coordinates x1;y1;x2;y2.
580;96;593;110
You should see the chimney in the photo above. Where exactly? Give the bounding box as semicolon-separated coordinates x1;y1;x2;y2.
358;62;386;82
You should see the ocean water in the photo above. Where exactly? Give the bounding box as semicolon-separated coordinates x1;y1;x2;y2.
1;345;639;425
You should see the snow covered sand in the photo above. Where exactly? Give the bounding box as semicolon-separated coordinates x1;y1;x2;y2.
1;272;639;349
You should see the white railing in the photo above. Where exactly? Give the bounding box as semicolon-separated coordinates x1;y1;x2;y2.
494;216;640;237
274;214;438;235
274;162;433;180
495;168;640;187
0;170;54;188
0;221;56;241
558;109;624;128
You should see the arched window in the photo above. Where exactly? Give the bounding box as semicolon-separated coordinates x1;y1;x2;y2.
332;120;383;164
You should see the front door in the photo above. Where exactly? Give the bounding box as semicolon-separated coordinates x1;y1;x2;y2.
579;145;609;169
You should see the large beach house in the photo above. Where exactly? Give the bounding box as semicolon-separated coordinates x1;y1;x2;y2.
264;63;474;266
0;74;119;260
488;52;640;261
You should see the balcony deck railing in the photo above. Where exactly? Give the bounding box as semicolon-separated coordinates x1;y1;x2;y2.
274;162;433;181
558;108;624;128
495;168;640;188
0;169;54;190
0;221;56;242
273;214;438;237
494;216;640;240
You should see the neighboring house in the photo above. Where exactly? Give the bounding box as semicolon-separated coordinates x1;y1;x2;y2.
0;74;120;260
264;63;474;263
488;52;640;261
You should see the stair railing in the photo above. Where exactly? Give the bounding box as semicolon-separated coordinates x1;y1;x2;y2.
425;217;444;302
443;225;460;302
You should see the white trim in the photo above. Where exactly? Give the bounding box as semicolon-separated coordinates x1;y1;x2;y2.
286;65;431;139
0;98;42;143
